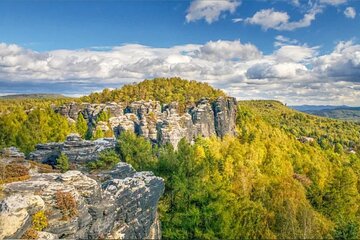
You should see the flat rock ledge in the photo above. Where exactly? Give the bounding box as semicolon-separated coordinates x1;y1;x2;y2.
0;162;164;239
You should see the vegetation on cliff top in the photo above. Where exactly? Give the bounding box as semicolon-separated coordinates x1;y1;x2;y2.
81;77;226;107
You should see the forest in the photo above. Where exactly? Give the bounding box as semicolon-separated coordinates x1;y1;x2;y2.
117;102;360;239
0;78;360;239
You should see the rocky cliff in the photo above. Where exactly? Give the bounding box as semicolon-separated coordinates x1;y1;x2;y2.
0;158;164;239
55;97;237;147
29;134;116;166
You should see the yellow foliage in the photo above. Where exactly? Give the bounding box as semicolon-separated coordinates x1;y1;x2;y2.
32;210;48;231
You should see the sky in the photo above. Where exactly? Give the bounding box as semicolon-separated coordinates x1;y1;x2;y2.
0;0;360;105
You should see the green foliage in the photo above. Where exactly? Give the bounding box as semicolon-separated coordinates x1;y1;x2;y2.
76;113;88;138
117;131;156;171
1;81;360;239
96;109;110;122
56;153;69;173
0;100;74;154
87;149;120;170
238;100;360;151
32;210;48;231
81;77;226;112
117;102;360;239
92;128;104;140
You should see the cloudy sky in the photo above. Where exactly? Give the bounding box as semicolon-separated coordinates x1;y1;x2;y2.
0;0;360;105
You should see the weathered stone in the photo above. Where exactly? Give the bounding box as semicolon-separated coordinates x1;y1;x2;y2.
37;231;59;240
0;163;164;239
29;134;116;166
0;194;45;239
1;147;25;158
55;97;238;148
212;97;237;137
95;121;110;132
190;98;216;138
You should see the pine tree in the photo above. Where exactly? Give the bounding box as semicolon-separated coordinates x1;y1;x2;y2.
76;113;88;138
57;153;69;172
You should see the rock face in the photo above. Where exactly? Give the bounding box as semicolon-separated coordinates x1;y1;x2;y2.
54;97;238;148
29;134;116;166
0;147;25;158
0;162;164;239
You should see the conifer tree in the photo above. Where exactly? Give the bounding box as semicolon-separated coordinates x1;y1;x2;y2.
76;113;88;138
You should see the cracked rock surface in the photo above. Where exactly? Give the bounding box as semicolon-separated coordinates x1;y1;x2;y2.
0;162;164;239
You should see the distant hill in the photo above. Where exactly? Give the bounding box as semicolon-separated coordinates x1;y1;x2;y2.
291;105;350;112
291;105;360;122
0;93;67;100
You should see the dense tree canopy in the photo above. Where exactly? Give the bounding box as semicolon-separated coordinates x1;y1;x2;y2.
116;101;360;239
0;97;78;154
81;77;226;112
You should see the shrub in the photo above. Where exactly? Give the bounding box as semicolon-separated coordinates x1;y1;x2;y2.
55;191;77;220
87;149;119;170
29;161;58;173
21;228;38;239
76;113;88;138
56;153;69;173
0;162;30;184
32;210;48;231
118;131;155;171
4;163;28;178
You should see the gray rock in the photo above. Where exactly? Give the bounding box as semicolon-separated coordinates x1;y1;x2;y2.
0;163;164;239
29;134;116;166
212;97;237;138
190;98;216;138
1;147;25;158
55;97;238;148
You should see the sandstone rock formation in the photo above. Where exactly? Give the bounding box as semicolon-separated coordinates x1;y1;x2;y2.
0;162;164;239
54;97;238;147
0;147;25;159
29;134;116;166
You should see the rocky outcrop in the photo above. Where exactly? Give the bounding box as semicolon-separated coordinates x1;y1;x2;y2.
0;162;164;239
54;97;238;147
212;97;238;137
0;147;25;159
29;134;116;166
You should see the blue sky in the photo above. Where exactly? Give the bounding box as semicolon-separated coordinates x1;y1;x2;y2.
1;0;359;53
0;0;360;105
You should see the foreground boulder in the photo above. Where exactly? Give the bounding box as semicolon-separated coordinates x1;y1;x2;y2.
0;162;164;239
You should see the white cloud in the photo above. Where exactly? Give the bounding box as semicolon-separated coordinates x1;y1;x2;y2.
313;41;360;81
344;7;356;19
186;0;241;24
195;40;262;61
274;35;299;47
246;62;308;79
242;7;322;31
243;9;289;30
1;40;360;105
275;45;318;62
